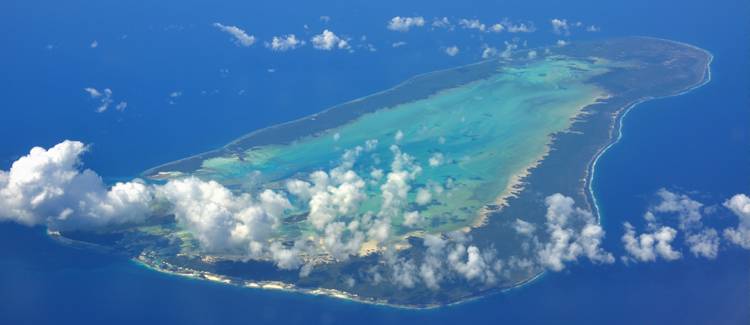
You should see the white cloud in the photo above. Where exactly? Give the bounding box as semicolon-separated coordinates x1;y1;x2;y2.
158;177;290;254
384;232;504;289
490;23;504;33
415;187;432;205
269;241;303;269
0;141;154;230
364;139;379;151
84;87;102;98
311;29;350;50
458;19;486;32
686;228;720;259
586;25;600;32
626;189;720;260
444;46;459;56
390;257;419;288
500;41;518;59
503;20;536;33
391;41;407;48
319;16;331;23
448;244;494;282
538;193;614;271
556;40;569;47
481;45;499;59
622;222;681;262
550;18;570;35
431;17;453;30
724;193;750;249
287;148;367;231
527;50;538;59
379;146;418;218
514;218;536;236
115;102;128;112
403;211;422;227
90;40;98;48
266;34;304;51
213;22;256;47
168;91;182;105
321;221;365;261
84;87;113;113
394;130;404;142
652;189;704;231
387;16;425;32
428;153;444;167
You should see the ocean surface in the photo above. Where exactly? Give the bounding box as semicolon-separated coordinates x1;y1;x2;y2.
1;0;748;324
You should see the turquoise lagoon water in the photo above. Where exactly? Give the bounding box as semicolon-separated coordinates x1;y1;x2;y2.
190;57;609;236
0;0;748;324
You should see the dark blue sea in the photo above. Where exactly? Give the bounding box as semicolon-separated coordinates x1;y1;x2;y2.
1;0;748;324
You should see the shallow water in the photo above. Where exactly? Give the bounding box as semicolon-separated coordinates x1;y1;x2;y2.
192;57;608;237
0;0;748;323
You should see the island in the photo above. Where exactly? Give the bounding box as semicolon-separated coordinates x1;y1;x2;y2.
54;37;712;308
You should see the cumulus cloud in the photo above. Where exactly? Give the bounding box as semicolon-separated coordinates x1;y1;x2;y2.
311;29;350;50
685;228;720;259
481;45;499;59
394;130;404;142
428;153;444;167
514;218;536;236
556;40;569;47
500;41;518;59
213;22;256;47
0;140;309;269
622;222;681;262
488;24;502;33
402;211;422;227
444;46;459;56
391;41;407;48
378;145;420;218
115;101;128;112
458;19;486;32
649;189;720;258
622;189;727;261
168;91;182;105
586;25;600;32
266;34;304;51
159;177;290;255
431;17;453;30
538;193;614;271
90;40;98;48
387;16;425;32
550;18;570;35
415;187;432;205
724;193;750;248
21;141;750;280
84;87;114;113
286;147;366;231
384;232;503;290
0;141;154;230
652;189;704;231
503;20;536;33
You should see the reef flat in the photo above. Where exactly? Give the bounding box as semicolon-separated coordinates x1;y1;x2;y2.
60;37;712;308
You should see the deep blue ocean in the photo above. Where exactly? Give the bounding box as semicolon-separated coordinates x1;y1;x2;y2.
1;0;748;324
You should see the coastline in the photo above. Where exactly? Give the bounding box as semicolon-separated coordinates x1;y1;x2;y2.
585;43;714;223
132;251;549;310
141;57;507;178
472;90;611;228
48;37;716;309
